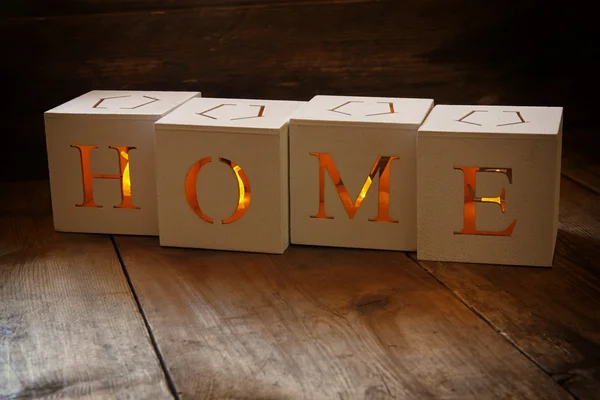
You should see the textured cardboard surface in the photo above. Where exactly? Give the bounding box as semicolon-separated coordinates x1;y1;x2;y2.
155;98;305;254
46;90;201;118
417;105;563;266
45;90;199;235
291;95;434;128
290;95;434;251
156;97;304;133
419;105;563;136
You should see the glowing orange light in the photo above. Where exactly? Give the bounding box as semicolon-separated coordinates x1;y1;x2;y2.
120;151;132;198
71;145;140;209
185;157;214;223
310;153;399;222
184;157;251;224
220;158;251;224
480;196;502;207
357;177;373;202
454;166;516;236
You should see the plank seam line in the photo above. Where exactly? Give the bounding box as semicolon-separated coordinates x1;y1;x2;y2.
405;253;580;400
110;235;180;400
560;171;600;196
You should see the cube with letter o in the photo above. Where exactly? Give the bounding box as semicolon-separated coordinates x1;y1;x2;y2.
154;97;305;254
417;105;563;267
289;95;434;251
44;90;200;235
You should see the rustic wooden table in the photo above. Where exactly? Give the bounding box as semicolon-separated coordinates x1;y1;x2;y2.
2;146;599;400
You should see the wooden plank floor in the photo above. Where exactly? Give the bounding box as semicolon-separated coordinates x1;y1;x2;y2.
0;182;171;399
2;149;599;399
114;240;568;399
411;177;600;399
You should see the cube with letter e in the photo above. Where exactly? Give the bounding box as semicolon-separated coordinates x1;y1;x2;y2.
44;90;200;235
289;95;434;251
154;97;305;254
417;105;563;267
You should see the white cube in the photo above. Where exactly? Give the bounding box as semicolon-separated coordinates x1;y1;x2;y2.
154;97;304;254
44;90;200;235
289;95;434;251
417;105;563;267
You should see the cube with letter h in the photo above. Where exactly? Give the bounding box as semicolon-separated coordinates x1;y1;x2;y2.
417;105;563;267
289;95;434;251
154;97;305;254
44;90;200;235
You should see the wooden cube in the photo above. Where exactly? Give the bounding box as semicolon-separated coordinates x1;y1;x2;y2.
154;97;304;254
44;90;200;235
289;95;434;250
417;105;563;267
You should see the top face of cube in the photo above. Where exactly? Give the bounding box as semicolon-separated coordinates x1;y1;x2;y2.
45;90;200;119
290;95;434;129
419;105;563;138
155;97;306;134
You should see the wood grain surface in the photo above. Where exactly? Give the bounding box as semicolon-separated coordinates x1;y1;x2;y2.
3;0;378;17
114;237;571;399
2;0;592;180
0;181;172;399
562;130;600;195
412;177;600;400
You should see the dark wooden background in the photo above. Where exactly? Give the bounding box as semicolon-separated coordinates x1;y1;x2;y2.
2;0;595;181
